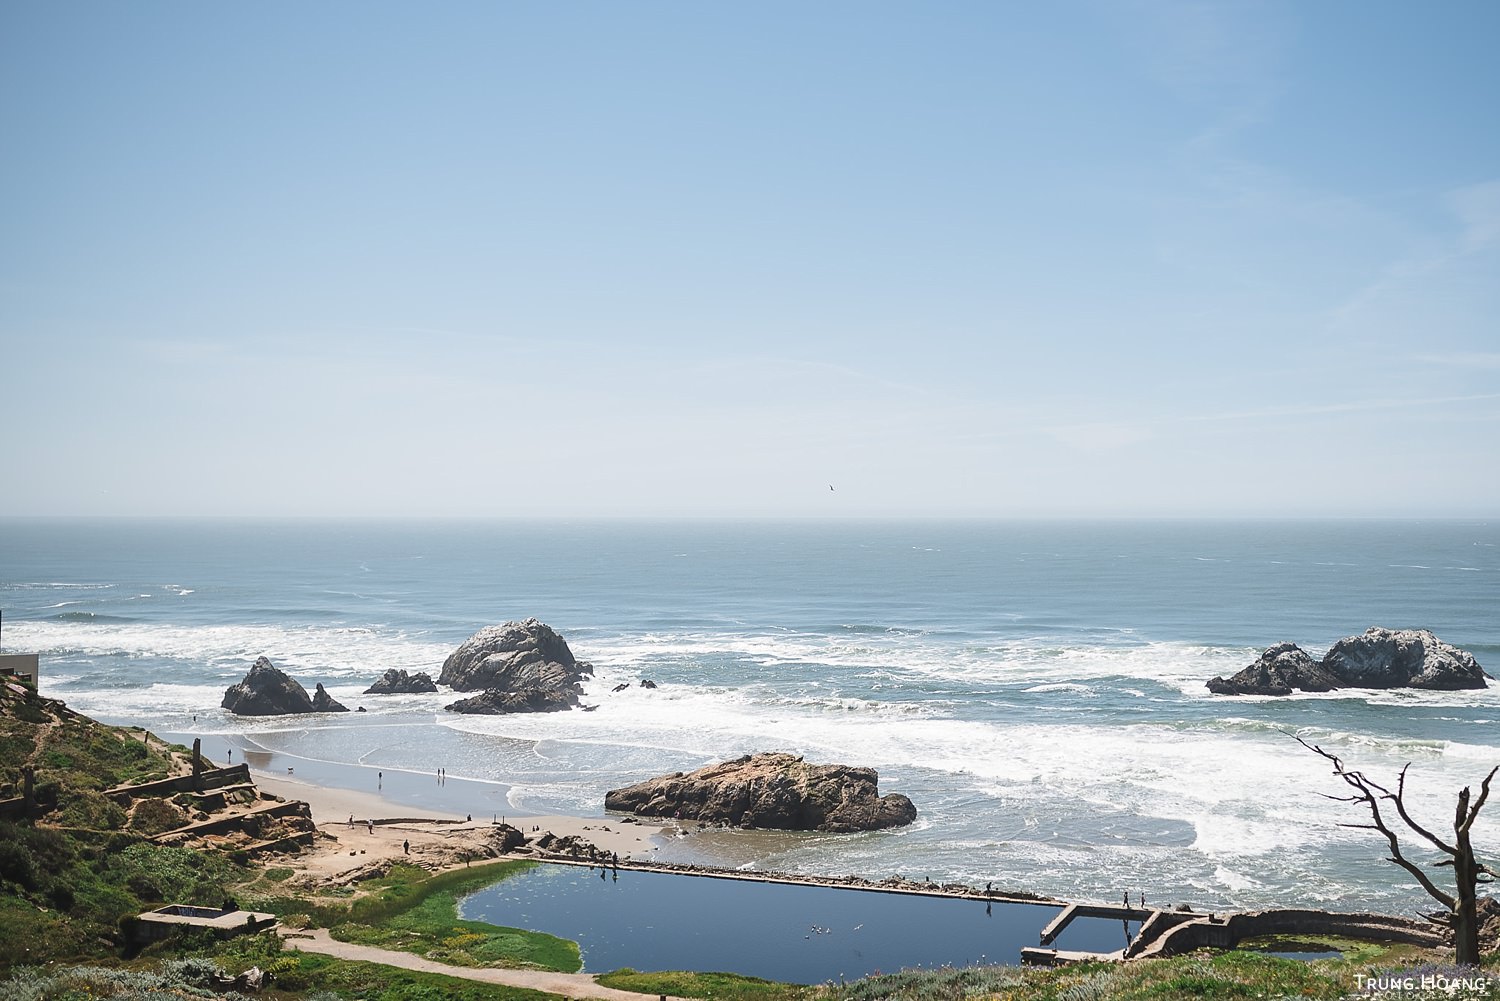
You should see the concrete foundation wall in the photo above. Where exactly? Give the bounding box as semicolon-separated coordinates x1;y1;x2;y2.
0;654;38;685
1139;908;1447;958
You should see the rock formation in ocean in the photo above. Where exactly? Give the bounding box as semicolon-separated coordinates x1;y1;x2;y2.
439;618;592;715
1205;642;1339;696
1321;628;1489;690
1208;628;1490;696
603;752;918;832
221;656;317;715
444;688;579;714
311;682;349;712
363;669;439;695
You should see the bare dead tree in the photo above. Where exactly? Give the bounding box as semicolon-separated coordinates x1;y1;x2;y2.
1295;734;1496;965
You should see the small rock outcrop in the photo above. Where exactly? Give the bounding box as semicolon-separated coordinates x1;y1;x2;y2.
221;657;316;716
363;669;438;695
1208;628;1490;696
604;752;918;833
444;688;580;715
440;619;593;716
1206;643;1340;696
311;683;349;713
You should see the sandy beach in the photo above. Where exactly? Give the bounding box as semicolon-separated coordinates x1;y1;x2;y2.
252;770;669;884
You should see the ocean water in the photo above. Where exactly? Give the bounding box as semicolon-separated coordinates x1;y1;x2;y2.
2;518;1497;916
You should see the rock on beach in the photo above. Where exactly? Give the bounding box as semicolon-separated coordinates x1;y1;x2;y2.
604;752;918;832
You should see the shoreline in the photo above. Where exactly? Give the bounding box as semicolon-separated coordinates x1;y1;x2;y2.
247;766;1067;909
252;769;670;870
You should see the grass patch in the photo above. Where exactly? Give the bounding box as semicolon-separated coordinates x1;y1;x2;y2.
799;951;1360;1001
0;951;564;1001
599;967;812;1000
291;860;581;973
263;951;561;1001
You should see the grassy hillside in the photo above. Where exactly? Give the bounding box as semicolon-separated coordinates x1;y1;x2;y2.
0;679;248;965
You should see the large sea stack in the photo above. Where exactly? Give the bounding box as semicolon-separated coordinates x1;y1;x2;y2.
221;657;317;715
604;752;918;832
1208;628;1490;696
440;618;592;715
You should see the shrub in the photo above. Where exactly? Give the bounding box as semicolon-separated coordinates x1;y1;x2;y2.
57;789;128;830
0;839;40;889
128;798;188;836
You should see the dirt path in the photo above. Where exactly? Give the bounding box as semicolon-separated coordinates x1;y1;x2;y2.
280;928;682;1001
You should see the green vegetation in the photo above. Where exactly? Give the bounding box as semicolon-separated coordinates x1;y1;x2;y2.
0;960;238;1001
798;953;1345;1001
0;688;246;965
792;941;1500;1001
308;861;580;972
1;952;559;1001
252;861;578;973
273;954;559;1001
0;820;248;963
4;715;174;797
600;968;810;1001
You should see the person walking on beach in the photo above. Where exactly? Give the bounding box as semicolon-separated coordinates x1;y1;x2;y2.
367;819;374;834
348;814;354;827
403;839;409;855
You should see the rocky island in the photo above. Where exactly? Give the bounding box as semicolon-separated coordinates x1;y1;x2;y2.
1208;627;1490;696
440;618;593;715
604;751;918;832
221;657;348;715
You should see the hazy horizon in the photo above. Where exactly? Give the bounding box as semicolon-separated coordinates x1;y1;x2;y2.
3;2;1496;520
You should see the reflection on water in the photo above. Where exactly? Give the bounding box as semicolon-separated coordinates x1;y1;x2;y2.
1048;915;1140;953
242;749;273;769
462;864;1121;983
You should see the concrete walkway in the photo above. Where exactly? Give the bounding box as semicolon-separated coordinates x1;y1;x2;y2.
280;928;681;1001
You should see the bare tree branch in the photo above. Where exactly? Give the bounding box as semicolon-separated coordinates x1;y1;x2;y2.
1458;766;1497;835
1392;763;1458;856
1294;736;1457;909
1294;733;1499;965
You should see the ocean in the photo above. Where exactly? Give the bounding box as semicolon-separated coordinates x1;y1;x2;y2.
2;518;1496;916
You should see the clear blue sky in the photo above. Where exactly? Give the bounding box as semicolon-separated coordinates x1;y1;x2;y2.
2;1;1496;517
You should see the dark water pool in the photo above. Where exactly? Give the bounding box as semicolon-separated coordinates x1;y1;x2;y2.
461;865;1117;984
1049;915;1140;953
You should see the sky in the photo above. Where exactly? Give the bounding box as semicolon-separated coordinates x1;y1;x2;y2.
1;1;1496;518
